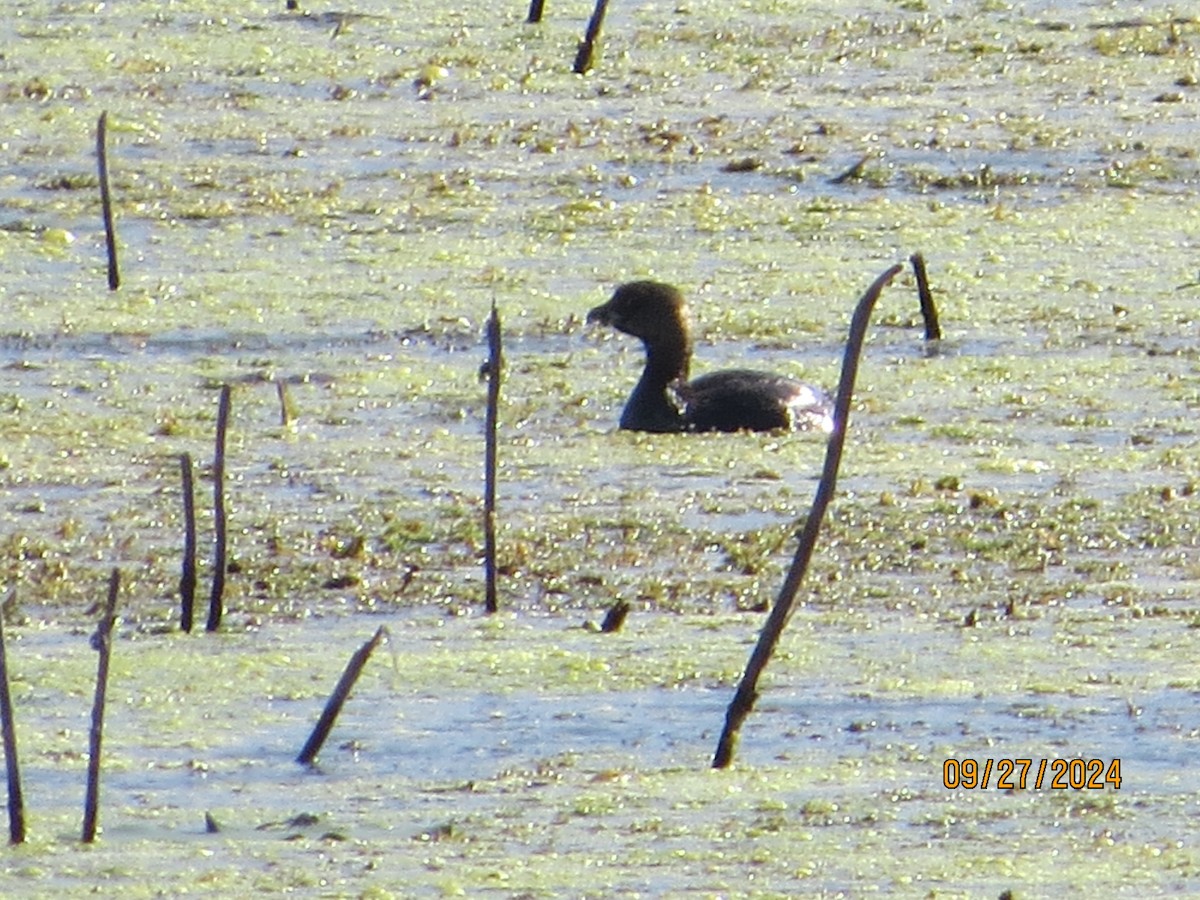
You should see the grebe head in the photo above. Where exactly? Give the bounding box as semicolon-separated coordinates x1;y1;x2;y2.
586;281;689;344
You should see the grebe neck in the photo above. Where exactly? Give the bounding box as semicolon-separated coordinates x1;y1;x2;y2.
619;332;691;432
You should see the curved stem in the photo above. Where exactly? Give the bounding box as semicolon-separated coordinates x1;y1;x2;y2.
713;263;903;769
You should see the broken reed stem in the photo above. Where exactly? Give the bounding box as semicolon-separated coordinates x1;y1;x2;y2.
207;385;231;633
712;264;903;770
179;452;197;633
276;379;293;427
484;302;502;614
83;568;120;843
830;153;871;185
296;626;389;765
526;0;546;23
96;112;119;291
599;600;630;633
0;607;26;844
910;252;942;342
572;0;610;74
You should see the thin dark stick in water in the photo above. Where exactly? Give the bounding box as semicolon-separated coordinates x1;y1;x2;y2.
207;386;232;633
830;153;870;185
0;604;26;844
483;302;502;614
572;0;610;74
712;264;903;770
83;568;120;843
96;112;119;291
276;379;293;427
910;253;942;341
180;452;197;633
296;626;389;765
527;0;546;23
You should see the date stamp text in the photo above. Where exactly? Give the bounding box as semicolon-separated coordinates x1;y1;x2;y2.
942;757;1122;790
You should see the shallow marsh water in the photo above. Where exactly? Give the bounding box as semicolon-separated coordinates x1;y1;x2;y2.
1;0;1199;896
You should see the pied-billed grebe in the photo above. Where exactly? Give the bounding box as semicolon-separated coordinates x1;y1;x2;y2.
587;281;833;434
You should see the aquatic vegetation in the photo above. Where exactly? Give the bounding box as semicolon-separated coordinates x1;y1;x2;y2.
0;0;1199;894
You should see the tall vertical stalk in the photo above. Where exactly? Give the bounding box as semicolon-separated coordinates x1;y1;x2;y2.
207;386;232;633
484;302;502;614
0;603;26;844
83;568;120;842
179;452;197;632
96;112;119;291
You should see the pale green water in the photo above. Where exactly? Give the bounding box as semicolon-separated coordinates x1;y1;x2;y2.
1;0;1199;895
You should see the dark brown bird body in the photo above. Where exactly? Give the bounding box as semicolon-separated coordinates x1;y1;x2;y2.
587;281;832;434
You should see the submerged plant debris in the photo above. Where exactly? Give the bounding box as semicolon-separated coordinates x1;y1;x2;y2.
1;0;1198;895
